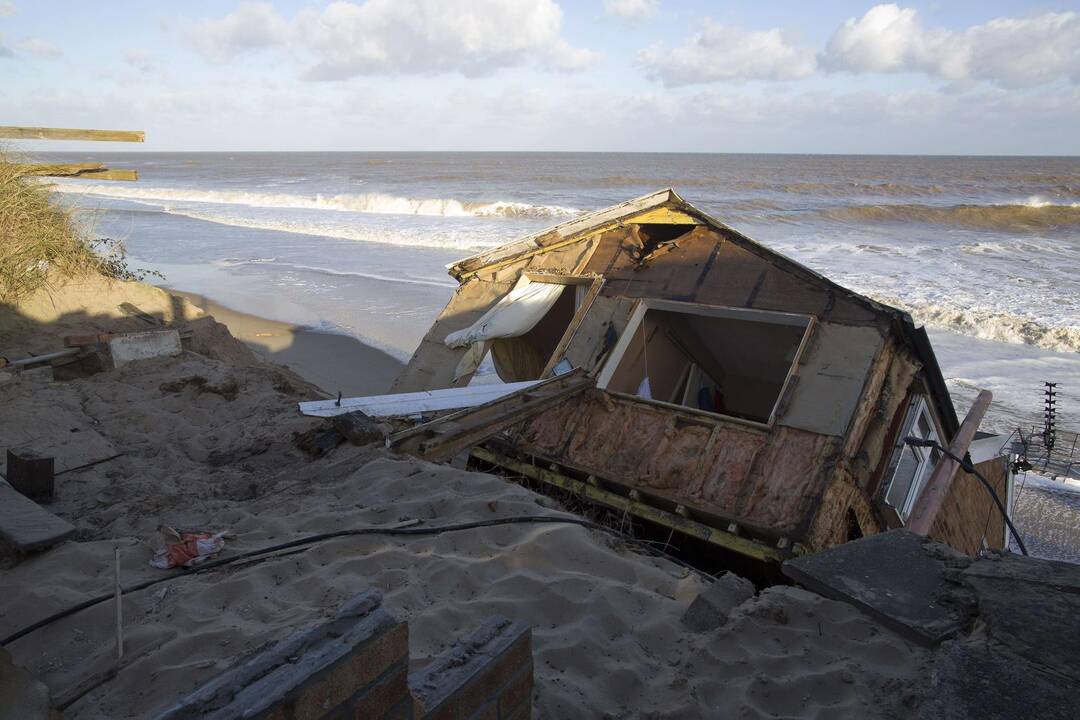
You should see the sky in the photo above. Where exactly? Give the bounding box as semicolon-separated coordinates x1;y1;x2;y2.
1;0;1079;154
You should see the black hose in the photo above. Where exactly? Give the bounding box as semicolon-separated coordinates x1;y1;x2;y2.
905;437;1028;556
1;514;703;647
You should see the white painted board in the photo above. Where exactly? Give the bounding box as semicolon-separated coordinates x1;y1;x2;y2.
298;380;541;418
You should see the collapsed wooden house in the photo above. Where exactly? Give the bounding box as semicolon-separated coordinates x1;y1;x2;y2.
303;189;1014;563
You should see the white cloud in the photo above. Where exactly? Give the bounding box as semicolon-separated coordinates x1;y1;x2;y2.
16;37;61;58
640;20;816;86
123;49;156;73
823;4;1080;89
603;0;659;20
0;2;15;19
190;0;596;79
190;2;289;63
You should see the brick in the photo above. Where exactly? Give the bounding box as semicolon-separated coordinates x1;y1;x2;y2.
497;664;533;719
455;633;532;717
353;664;410;720
464;700;497;720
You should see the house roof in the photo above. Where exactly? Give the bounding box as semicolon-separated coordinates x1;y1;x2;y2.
448;189;960;437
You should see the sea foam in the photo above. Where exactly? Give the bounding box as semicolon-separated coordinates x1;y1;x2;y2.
48;182;580;219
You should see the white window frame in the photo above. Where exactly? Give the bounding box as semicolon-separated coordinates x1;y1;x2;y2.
593;298;815;428
883;396;943;521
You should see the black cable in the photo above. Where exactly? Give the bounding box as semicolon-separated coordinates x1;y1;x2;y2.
905;437;1028;556
1;514;707;647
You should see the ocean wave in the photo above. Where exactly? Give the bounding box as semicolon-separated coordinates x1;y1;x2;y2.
48;182;580;219
873;295;1080;353
164;207;503;250
819;200;1080;231
218;258;456;288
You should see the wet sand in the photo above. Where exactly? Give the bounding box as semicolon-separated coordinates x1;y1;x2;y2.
171;290;404;397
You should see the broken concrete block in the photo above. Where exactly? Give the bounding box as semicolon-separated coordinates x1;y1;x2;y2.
682;571;755;632
331;409;386;446
108;329;182;367
782;530;976;647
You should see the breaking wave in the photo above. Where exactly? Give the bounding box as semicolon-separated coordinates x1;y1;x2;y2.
216;258;456;288
48;182;580;219
871;295;1080;354
819;199;1080;231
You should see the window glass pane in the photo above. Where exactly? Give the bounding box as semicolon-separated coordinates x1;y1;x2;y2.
886;445;921;513
917;413;932;439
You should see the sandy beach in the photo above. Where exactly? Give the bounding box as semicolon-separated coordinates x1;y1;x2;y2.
169;290;404;397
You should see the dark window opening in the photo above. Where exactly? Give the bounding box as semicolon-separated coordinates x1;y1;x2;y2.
602;306;809;424
845;509;864;542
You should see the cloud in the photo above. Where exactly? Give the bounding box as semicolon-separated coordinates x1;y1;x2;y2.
16;37;62;58
189;0;596;79
640;20;816;86
823;4;1080;89
190;1;288;63
124;49;156;73
603;0;659;20
0;2;14;18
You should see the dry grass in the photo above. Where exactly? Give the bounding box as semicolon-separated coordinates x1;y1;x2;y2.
0;146;104;300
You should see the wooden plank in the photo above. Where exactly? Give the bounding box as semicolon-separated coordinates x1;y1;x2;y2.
0;126;145;142
298;380;541;418
471;446;785;563
21;164;140;181
907;390;993;536
539;275;605;378
390;371;593;463
0;479;76;551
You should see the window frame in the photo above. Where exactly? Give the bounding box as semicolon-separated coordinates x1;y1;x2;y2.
882;395;944;522
593;298;815;428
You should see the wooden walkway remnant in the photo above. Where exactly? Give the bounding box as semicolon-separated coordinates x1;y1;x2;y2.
389;370;593;463
2;125;144;182
0;126;144;143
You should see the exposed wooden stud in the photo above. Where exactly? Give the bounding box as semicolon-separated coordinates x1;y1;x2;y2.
471;446;786;563
0;126;145;142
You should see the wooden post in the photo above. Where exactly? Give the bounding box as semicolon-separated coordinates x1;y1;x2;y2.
114;546;123;663
907;390;992;536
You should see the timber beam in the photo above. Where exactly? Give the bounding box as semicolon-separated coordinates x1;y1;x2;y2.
0;126;145;143
470;446;789;564
19;163;138;181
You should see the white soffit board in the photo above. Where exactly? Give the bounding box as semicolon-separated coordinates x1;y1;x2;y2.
298;380;541;418
779;323;885;437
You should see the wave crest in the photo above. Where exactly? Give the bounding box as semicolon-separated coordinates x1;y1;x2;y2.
48;182;580;219
819;201;1080;231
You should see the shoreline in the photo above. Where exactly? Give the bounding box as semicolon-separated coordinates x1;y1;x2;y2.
170;289;404;398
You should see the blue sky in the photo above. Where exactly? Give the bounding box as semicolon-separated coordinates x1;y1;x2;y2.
2;1;1078;154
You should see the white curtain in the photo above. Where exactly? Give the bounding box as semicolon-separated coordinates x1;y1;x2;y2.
445;276;565;381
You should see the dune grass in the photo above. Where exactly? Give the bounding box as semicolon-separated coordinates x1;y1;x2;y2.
0;147;154;301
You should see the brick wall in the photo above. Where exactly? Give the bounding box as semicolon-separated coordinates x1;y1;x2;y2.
409;618;533;720
929;456;1009;555
156;592;532;720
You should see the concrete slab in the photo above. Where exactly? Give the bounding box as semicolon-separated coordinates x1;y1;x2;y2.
782;529;975;647
963;555;1080;684
108;329;181;367
918;641;1078;720
0;479;75;552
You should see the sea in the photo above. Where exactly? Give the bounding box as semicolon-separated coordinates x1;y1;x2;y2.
37;152;1080;556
